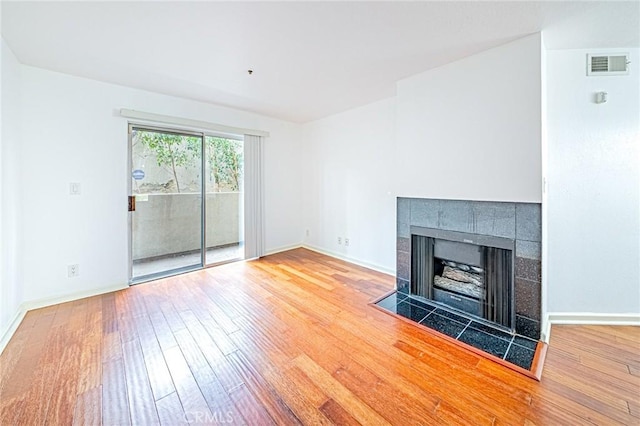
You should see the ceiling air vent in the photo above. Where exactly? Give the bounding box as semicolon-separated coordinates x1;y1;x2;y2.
587;53;630;76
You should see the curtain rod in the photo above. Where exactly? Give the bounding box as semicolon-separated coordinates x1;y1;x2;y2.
119;109;270;138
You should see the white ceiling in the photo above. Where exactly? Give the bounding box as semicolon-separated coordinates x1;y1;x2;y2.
2;1;639;123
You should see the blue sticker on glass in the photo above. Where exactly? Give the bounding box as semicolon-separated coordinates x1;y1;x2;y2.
132;169;145;180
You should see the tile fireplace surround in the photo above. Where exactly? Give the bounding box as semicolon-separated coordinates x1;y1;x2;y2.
396;198;542;340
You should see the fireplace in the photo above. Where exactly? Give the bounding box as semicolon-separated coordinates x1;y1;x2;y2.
411;226;514;331
397;198;542;340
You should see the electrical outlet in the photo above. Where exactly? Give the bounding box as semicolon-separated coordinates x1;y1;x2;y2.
337;237;342;245
345;238;350;247
306;229;310;237
69;182;81;195
68;264;80;278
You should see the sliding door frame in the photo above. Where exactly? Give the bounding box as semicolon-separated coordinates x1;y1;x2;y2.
128;122;246;284
128;124;207;284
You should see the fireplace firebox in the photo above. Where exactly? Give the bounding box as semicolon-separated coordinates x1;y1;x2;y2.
411;226;515;331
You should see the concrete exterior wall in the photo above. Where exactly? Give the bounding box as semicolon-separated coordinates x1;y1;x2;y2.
133;192;241;260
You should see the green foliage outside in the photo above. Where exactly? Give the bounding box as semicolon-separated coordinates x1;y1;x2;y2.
206;137;243;192
136;130;243;193
138;131;200;193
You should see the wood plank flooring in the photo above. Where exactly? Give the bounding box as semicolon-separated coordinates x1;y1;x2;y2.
1;248;638;425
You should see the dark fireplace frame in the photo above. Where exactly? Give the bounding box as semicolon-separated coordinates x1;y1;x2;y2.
397;198;542;340
410;226;516;332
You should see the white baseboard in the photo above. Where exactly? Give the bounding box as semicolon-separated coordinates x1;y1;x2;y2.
264;243;303;256
545;312;640;342
1;246;392;355
0;283;129;356
262;243;396;277
302;244;395;276
0;308;28;357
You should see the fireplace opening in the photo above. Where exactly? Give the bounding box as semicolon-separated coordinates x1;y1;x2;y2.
433;258;485;319
411;226;515;331
434;259;484;299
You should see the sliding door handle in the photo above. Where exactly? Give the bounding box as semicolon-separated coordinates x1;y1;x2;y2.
128;196;136;212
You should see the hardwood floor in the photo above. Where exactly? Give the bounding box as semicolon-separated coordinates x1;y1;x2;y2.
1;248;638;425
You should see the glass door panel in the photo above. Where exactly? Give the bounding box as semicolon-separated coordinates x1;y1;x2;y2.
130;127;203;282
204;136;244;265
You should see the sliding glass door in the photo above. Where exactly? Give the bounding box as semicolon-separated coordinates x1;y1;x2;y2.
129;126;203;281
128;125;244;283
204;136;244;265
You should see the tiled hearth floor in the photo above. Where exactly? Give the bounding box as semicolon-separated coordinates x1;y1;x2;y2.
375;292;540;373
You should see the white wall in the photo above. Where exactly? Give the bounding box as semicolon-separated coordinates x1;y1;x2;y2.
546;48;640;315
540;34;549;337
4;28;636;346
17;65;302;303
395;33;542;203
0;19;4;339
302;98;396;273
0;39;24;339
301;34;545;274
